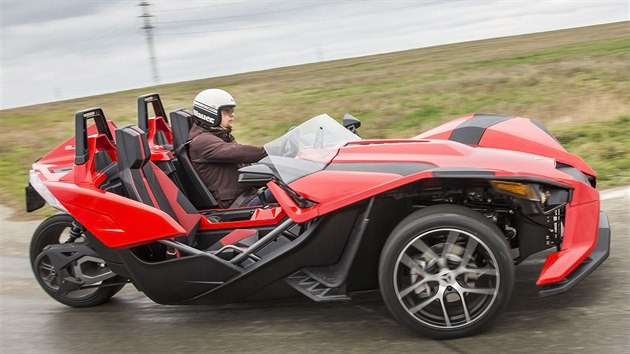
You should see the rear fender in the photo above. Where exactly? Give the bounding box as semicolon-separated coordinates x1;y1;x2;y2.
46;181;186;248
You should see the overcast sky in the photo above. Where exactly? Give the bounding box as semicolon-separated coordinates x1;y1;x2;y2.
1;0;628;109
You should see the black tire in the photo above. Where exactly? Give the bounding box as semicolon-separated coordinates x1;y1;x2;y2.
30;213;124;307
378;204;514;339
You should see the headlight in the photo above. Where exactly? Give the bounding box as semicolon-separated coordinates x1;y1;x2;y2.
29;170;68;212
490;180;544;202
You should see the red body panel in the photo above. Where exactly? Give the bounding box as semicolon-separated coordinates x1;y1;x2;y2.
49;180;187;248
146;116;175;161
535;180;600;284
537;199;600;284
477;118;596;177
414;116;596;177
147;116;173;146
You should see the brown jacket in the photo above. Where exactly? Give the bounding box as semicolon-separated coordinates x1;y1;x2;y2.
188;124;267;207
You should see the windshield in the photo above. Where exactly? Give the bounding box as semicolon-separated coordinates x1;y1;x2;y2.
263;114;361;183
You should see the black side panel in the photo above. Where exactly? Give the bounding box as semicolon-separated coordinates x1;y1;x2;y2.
183;206;362;304
346;196;411;291
449;113;512;144
116;249;241;304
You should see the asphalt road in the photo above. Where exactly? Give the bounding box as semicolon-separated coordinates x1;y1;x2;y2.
1;187;628;354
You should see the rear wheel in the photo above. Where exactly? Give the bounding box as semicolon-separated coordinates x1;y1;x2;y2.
379;205;514;339
30;213;124;307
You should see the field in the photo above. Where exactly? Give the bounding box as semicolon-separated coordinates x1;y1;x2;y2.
1;22;628;217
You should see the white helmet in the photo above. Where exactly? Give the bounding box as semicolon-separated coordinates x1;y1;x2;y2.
192;89;236;129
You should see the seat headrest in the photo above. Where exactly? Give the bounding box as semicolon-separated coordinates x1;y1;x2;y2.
170;109;194;149
115;125;151;169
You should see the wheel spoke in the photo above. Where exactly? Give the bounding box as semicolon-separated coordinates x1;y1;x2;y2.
400;254;426;275
442;230;460;258
398;279;433;299
453;287;472;323
462;287;496;296
462;266;497;277
411;238;439;260
439;292;452;327
408;290;441;313
460;237;478;265
39;263;55;272
42;273;58;286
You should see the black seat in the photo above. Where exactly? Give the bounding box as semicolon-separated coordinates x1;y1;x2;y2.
171;108;193;150
169;109;220;210
115;125;201;243
138;93;173;149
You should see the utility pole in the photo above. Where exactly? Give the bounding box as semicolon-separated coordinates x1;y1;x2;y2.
138;1;160;84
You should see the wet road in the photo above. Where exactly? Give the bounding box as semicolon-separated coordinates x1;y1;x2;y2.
1;187;628;353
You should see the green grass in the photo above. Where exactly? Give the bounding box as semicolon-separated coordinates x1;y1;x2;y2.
464;37;630;69
1;22;629;218
554;115;630;187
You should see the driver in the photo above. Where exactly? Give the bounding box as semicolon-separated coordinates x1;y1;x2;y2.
188;89;267;208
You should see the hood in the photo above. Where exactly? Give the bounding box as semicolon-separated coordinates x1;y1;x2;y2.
413;113;595;177
330;138;560;178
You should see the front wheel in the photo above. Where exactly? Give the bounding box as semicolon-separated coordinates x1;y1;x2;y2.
30;213;125;307
379;205;514;339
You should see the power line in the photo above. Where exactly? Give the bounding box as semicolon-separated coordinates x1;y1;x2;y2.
152;1;250;13
155;0;452;36
139;0;160;84
154;1;363;25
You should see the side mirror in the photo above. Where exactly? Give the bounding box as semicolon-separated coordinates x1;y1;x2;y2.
238;164;276;186
343;113;361;136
